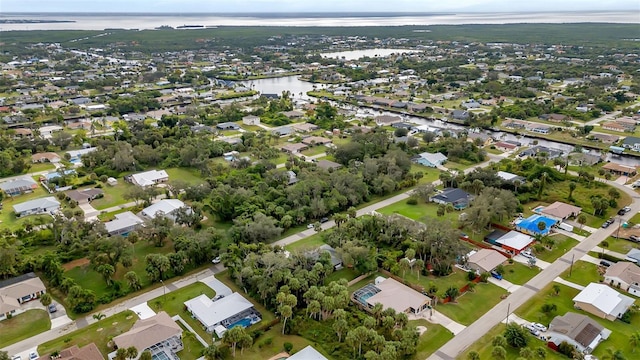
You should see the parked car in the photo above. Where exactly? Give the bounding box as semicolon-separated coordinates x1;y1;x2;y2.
599;260;611;267
320;217;329;223
618;206;631;215
630;235;640;243
212;294;225;301
524;324;540;336
490;270;503;280
211;256;221;264
29;352;38;360
11;356;21;360
48;304;57;313
532;323;547;332
520;251;535;259
602;219;614;228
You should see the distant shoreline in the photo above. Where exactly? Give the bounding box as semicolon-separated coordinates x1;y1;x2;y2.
0;19;75;24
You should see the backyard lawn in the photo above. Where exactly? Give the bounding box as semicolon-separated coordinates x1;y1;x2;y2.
165;167;206;185
500;262;541;285
324;267;361;285
411;164;440;184
534;234;579;263
515;282;640;359
38;310;138;358
176;325;206;360
558;260;602;287
436;282;508;326
301;145;328;157
0;309;51;348
148;282;216;345
409;319;454;359
400;268;470;294
240;323;332;360
90;181;135;210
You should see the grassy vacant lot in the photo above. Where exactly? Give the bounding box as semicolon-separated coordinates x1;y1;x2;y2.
29;162;56;173
534;234;579;263
90;180;135;210
460;322;565;360
165;167;206;185
411;164;441;184
38;310;138;358
242;323;331;360
604;236;639;254
559;260;602;286
301;145;327;157
501;262;541;285
516;282;640;359
0;309;51;348
324;267;361;285
409;319;454;359
284;233;325;252
65;240;175;299
148;282;216;345
400;268;470;294
436;282;507;326
378;199;459;224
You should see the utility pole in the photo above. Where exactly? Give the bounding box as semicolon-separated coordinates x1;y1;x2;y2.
569;253;575;277
506;303;510;324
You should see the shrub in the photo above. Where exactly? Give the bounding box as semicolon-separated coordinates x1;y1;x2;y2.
480;272;490;283
284;342;293;352
264;337;273;346
406;197;418;205
620;310;632;324
467;271;477;281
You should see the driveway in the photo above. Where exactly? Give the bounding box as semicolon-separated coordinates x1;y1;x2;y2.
79;202;99;218
200;275;232;296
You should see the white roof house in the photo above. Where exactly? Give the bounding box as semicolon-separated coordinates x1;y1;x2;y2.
495;231;535;253
573;283;635;321
13;196;60;217
104;211;144;236
141;199;186;220
184;293;255;333
288;346;328;360
355;278;431;315
497;171;525;183
130;170;169;187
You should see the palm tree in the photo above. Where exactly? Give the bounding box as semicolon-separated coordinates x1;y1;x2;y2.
139;351;152;360
39;293;52;307
279;305;293;335
125;347;138;360
203;344;222;360
630;331;640;352
93;312;106;321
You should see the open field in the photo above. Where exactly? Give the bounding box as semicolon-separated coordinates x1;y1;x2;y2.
534;234;579;263
436;282;508;326
500;262;541;285
409;319;455;359
378;199;460;224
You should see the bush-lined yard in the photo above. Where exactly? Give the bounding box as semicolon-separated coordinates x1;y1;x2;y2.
0;309;51;348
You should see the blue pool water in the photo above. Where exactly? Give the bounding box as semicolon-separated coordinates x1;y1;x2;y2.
228;317;252;329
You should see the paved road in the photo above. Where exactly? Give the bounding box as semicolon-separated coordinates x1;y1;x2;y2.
428;179;640;360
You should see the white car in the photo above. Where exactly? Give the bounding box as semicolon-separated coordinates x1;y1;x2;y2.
524;324;540;336
211;256;221;264
532;322;547;332
520;251;535;259
307;224;315;229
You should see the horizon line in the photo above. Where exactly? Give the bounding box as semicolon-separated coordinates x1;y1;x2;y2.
2;10;638;15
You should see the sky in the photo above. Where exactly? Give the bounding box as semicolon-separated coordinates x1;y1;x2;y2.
1;0;639;13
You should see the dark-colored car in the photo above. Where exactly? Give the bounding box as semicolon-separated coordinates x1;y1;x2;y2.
618;206;631;216
599;260;611;267
320;217;329;223
490;270;503;280
48;304;57;313
602;219;614;228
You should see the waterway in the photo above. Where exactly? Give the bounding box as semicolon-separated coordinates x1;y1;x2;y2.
246;75;640;167
320;49;422;60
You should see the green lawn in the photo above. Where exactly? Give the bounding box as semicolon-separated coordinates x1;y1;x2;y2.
409;319;454;359
301;145;328;157
445;160;474;171
400;268;470;294
240;323;332;360
559;260;602;286
29;162;56;173
38;310;138;358
603;236;639;254
515;283;640;359
165;167;206;186
284;233;325;252
378;200;460;224
460;322;565;360
534;234;579;263
436;282;508;326
90;181;135;210
176;325;206;360
347;273;378;293
0;309;51;348
148;282;216;345
501;262;541;285
411;164;440;184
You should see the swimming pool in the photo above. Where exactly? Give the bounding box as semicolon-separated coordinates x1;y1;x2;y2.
533;206;545;213
151;351;170;360
228;317;252;329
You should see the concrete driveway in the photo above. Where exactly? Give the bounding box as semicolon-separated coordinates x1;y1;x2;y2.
200;275;232;296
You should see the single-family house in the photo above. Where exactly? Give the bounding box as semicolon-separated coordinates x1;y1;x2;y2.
31;152;61;163
306;244;343;270
242;115;261;126
490;230;536;255
527;123;551;134
602;122;628;132
353;277;431;315
547;312;611;354
451;110;469;121
13;196;60;217
113;311;183;358
301;136;332;146
602;162;637;177
141;199;188;220
622;136;640;151
540;113;571;123
286;170;298;185
316;159;343;171
65;188;103;204
184;292;260;336
288;346;328;360
374;115;402;126
572;283;635;321
39;343;104;360
0;272;46;320
625;248;640;264
0;177;38;196
569;153;603;166
466;249;508;274
13;128;33;138
292;122;319;133
519;146;564;160
494;141;518;151
461;100;481;109
104;211;144;236
539;201;582;222
281;143;308;153
39;125;63;138
216;122;240;130
129;170;169;187
429;188;472;209
496;171;525;184
515;214;557;236
590;133;619;144
272;126;293;137
604;262;640;296
281;110;304;119
66;147;97;164
413;152;447;167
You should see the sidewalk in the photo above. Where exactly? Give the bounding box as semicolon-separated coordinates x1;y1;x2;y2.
580;253;601;265
487;277;521;293
553;276;585;291
512;254;551;270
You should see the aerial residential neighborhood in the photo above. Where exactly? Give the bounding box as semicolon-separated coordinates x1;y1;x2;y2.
0;7;639;360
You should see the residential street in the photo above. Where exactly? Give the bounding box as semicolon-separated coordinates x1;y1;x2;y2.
428;178;640;360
